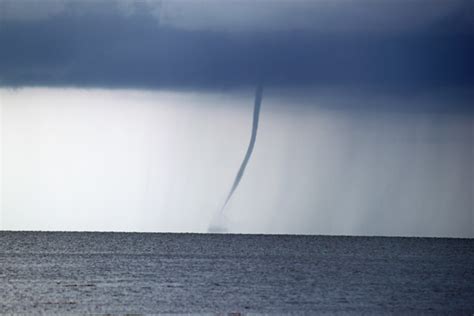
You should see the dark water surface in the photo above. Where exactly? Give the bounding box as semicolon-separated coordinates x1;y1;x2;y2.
0;232;473;314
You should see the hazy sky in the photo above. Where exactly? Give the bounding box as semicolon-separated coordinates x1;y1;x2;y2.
0;0;473;237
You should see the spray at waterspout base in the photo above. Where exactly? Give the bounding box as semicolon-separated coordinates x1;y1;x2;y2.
208;212;228;233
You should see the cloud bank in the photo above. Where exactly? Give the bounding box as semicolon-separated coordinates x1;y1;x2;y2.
0;0;473;101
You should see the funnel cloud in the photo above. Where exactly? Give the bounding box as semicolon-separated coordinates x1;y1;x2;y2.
209;83;264;232
222;83;263;211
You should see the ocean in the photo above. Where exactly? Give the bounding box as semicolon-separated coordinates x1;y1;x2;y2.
0;231;473;314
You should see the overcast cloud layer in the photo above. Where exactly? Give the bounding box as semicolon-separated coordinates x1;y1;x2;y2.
1;0;473;107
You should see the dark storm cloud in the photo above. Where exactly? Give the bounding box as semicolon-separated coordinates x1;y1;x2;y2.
0;1;473;102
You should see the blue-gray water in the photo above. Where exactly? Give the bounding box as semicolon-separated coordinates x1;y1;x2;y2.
0;232;473;314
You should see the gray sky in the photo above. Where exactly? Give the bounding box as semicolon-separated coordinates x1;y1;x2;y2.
0;0;473;237
1;0;473;95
